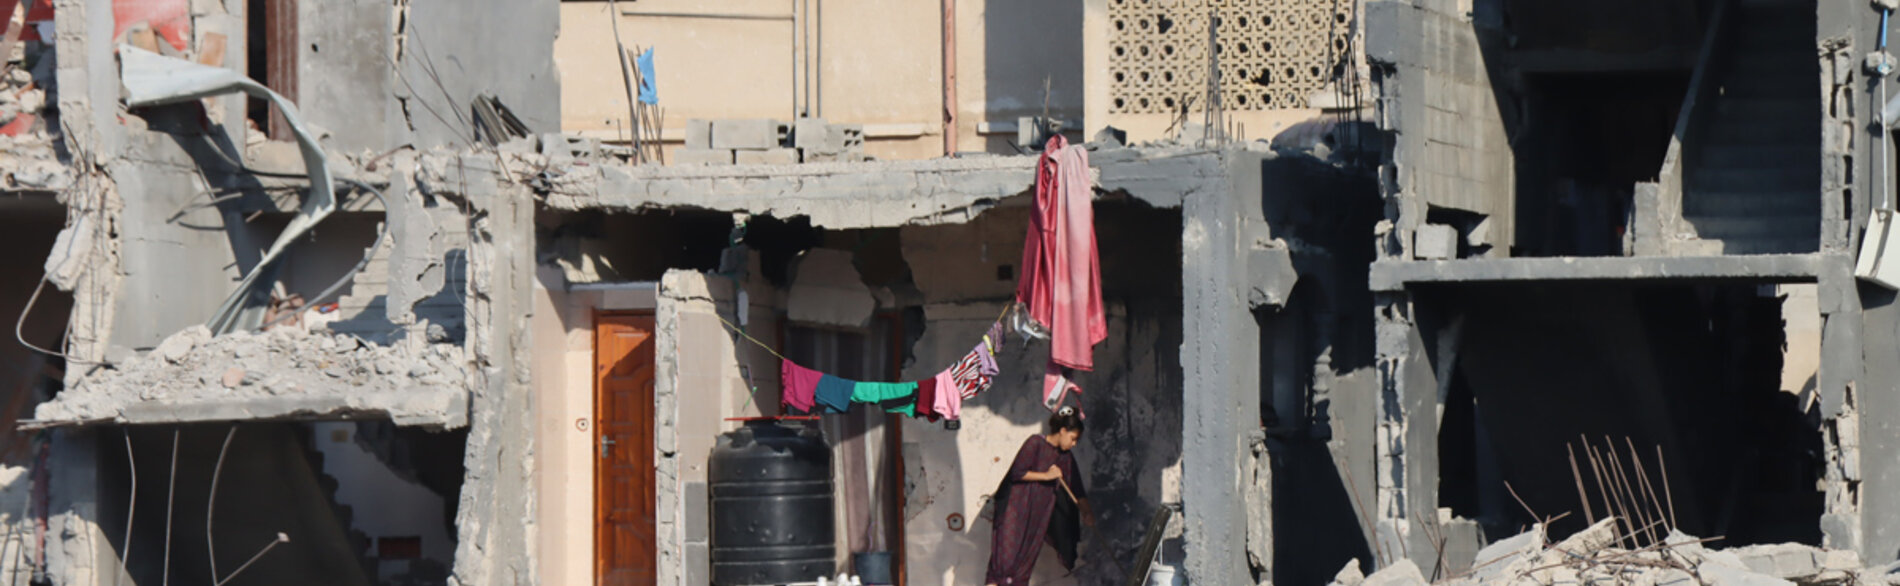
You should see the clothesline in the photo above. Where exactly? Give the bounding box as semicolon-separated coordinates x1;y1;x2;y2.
708;304;1012;423
705;303;1009;364
696;133;1104;423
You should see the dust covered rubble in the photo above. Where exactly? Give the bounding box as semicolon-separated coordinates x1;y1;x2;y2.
32;325;470;426
1331;518;1889;586
0;57;64;191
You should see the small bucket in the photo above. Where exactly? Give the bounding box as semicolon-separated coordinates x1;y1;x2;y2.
1147;563;1184;586
852;552;892;585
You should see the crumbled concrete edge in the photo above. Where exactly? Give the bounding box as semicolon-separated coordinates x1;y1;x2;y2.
419;145;1226;231
447;168;537;586
30;326;472;430
1342;521;1874;586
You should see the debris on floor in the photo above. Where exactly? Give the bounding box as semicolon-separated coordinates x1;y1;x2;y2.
30;326;471;428
1332;518;1889;586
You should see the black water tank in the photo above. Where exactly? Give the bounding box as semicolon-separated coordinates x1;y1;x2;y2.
709;421;836;585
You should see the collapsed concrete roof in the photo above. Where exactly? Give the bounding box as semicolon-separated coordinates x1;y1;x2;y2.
27;326;470;430
478;143;1230;229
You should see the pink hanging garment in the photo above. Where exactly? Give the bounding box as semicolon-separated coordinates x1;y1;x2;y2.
779;360;823;414
932;369;962;421
1017;135;1106;409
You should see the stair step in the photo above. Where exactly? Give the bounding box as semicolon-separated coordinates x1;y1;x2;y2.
1683;190;1819;216
1699;144;1814;168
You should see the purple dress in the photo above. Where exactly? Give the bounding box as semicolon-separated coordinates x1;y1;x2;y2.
986;435;1084;584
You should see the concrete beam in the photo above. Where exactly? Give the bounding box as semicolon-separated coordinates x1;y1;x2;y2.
22;390;469;430
1369;254;1830;291
522;147;1223;229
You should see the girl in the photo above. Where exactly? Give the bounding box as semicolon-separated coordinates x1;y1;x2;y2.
986;407;1093;585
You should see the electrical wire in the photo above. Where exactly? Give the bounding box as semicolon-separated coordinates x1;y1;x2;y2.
13;277;66;362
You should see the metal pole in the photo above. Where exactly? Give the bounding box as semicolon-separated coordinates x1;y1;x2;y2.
941;0;957;155
606;0;642;160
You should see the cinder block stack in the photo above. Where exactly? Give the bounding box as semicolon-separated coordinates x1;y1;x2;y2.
672;118;868;166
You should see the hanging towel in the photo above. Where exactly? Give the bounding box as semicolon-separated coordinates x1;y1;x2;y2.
915;377;940;421
780;361;823;414
852;381;919;417
932;368;963;421
815;374;855;414
1016;135;1106;372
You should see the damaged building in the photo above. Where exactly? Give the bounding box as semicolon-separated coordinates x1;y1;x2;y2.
3;0;1898;585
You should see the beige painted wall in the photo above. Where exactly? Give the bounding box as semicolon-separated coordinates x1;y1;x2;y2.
1780;284;1821;401
554;0;1091;160
557;0;1331;161
531;271;664;586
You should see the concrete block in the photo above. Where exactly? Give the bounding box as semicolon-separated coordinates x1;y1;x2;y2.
1470;524;1542;582
1361;559;1425;586
1734;544;1820;579
684;119;713;149
684;482;708;542
1414;223;1458;260
672;148;734;166
792;117;831;151
734;148;799;165
539;133;599;161
832;124;864;154
711;118;786;150
1247;246;1297;309
684;542;710;586
1697;561;1794;586
1466;215;1491;247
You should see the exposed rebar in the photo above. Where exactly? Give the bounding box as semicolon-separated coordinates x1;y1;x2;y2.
160;430;177;586
116;431;136;586
1567;443;1596;525
1656;445;1679;530
206;425;236;583
1626;438;1670;534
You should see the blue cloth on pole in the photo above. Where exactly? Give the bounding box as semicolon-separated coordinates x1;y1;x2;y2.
636;48;658;104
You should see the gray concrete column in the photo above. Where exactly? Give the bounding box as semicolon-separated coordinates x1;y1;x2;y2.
449;157;539;585
1179;153;1259;584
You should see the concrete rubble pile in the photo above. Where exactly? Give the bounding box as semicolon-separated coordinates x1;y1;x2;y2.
35;325;469;423
0;54;62;191
1331;518;1895;586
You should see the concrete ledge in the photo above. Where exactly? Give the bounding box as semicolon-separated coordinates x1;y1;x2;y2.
507;147;1225;229
1369;254;1831;291
22;388;470;430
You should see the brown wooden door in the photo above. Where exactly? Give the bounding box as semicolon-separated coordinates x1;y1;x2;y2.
596;314;656;586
